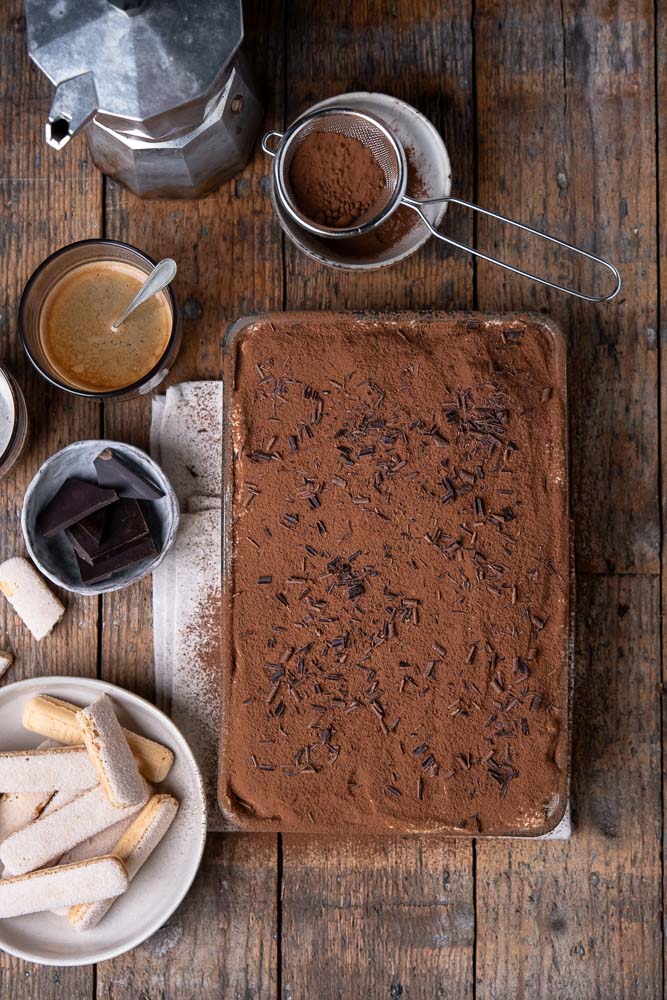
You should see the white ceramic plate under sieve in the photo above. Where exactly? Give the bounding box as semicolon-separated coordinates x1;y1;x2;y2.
272;91;452;271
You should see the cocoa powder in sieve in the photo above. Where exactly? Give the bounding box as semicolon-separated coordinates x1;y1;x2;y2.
289;131;386;228
323;146;427;258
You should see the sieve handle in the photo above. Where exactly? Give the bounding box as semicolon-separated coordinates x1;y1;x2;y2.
402;195;621;303
261;131;284;157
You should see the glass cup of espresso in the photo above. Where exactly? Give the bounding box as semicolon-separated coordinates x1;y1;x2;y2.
19;240;181;401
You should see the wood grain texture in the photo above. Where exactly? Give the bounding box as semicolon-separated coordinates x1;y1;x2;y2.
474;2;661;997
476;575;661;999
284;0;475;312
0;3;99;998
658;0;667;994
96;834;278;1000
475;0;659;575
0;3;101;681
281;836;474;1000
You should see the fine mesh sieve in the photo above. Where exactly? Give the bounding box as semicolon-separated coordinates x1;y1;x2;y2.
263;108;408;238
262;105;622;303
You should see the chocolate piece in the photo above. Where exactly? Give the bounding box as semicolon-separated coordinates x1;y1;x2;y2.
75;535;158;585
76;508;107;545
66;527;96;565
94;449;164;500
220;314;569;836
66;499;149;565
37;478;118;538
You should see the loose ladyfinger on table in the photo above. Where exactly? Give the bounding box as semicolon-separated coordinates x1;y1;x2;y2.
0;745;98;793
0;557;65;641
22;694;174;783
69;793;179;931
0;856;129;919
0;780;150;875
77;694;146;808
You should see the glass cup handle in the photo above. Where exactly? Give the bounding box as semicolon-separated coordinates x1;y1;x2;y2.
402;195;621;304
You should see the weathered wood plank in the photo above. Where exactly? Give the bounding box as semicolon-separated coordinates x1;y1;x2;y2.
96;2;284;996
0;3;100;997
0;5;101;679
657;0;667;993
283;0;475;312
280;2;476;997
474;0;659;575
95;834;278;1000
476;575;661;999
282;836;474;1000
474;3;661;996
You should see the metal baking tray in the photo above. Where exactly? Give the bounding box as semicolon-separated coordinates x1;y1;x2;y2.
218;311;572;836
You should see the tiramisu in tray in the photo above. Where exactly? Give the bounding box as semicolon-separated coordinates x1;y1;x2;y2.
219;312;570;835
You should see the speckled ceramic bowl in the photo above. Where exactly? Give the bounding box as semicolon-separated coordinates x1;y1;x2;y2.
269;91;451;271
21;440;179;595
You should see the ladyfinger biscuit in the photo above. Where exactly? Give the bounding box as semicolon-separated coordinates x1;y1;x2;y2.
77;694;145;808
0;557;65;641
51;816;135;915
40;784;94;818
0;740;57;842
59;816;135;867
0;856;128;918
0;745;97;792
0;792;53;843
22;695;174;783
0;780;149;875
69;793;178;931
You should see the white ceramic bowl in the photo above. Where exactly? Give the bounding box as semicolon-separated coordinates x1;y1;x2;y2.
0;676;207;966
22;440;179;596
271;91;452;270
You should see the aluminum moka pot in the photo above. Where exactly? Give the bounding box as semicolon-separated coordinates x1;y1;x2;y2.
25;0;262;199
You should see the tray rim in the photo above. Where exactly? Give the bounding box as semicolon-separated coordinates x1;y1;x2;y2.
218;310;572;837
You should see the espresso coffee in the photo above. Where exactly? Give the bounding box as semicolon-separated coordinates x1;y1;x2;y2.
39;260;172;393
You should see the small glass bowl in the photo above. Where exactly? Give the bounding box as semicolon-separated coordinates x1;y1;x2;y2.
19;239;181;401
0;366;29;480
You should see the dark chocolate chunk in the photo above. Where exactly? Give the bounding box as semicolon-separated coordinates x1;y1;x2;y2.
76;508;107;545
66;499;149;565
75;534;158;584
37;478;118;538
94;449;164;500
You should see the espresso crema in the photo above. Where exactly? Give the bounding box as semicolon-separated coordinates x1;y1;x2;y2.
39;260;172;393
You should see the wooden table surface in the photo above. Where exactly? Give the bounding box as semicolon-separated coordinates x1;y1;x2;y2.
0;1;662;997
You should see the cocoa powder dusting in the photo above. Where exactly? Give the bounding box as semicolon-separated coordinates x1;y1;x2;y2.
320;146;428;259
289;131;386;228
220;314;569;835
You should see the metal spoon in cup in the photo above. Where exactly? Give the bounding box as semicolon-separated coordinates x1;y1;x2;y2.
111;258;177;332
